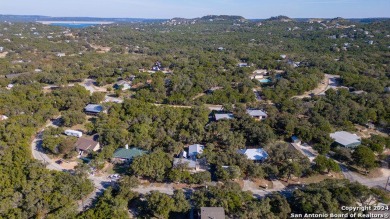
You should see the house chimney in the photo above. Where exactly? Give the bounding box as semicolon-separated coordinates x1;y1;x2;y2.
125;144;129;149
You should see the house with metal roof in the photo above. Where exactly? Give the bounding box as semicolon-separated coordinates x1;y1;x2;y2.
330;131;361;148
112;145;147;162
84;104;103;115
238;148;269;162
173;158;198;170
113;80;131;91
188;144;204;159
246;109;267;120
214;113;234;121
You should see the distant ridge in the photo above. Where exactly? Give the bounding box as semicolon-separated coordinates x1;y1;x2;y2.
0;14;388;24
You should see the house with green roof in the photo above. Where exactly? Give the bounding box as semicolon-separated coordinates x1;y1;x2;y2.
112;145;147;163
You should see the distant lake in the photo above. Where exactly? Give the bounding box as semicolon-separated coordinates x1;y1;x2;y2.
50;23;98;28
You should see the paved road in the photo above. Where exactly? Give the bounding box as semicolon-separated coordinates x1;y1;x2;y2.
339;164;390;190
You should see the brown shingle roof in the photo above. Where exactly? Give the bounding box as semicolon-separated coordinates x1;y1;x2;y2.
75;137;99;151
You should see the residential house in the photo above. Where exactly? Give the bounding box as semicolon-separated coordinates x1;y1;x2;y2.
113;80;131;91
330;131;361;148
75;136;100;156
84;104;103;115
200;207;225;219
112;145;147;163
246;109;267;120
188;144;204;159
173;158;199;171
151;61;162;71
214;113;234;121
238;148;269;162
250;69;268;80
280;54;287;59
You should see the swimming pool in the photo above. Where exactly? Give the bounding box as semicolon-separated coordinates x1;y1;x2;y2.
259;78;271;83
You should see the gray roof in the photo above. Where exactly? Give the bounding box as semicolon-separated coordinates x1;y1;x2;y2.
330;131;361;146
188;144;204;157
246;109;267;117
5;72;31;79
173;158;197;169
201;207;225;219
84;104;103;113
215;113;234;120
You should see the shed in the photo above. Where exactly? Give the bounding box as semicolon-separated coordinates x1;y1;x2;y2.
330;131;361;148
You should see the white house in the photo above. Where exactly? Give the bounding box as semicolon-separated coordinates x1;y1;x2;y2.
188;144;204;159
214;113;234;121
238;148;269;162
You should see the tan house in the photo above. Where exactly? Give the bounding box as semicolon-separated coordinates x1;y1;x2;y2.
75;136;100;156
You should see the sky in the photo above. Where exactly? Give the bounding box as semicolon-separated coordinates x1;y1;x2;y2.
0;0;389;19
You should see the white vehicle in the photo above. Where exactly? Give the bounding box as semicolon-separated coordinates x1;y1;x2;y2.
64;129;83;138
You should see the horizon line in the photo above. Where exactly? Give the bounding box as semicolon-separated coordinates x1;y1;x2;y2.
1;14;390;20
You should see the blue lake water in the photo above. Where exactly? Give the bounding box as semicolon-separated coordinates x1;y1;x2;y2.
50;23;98;28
